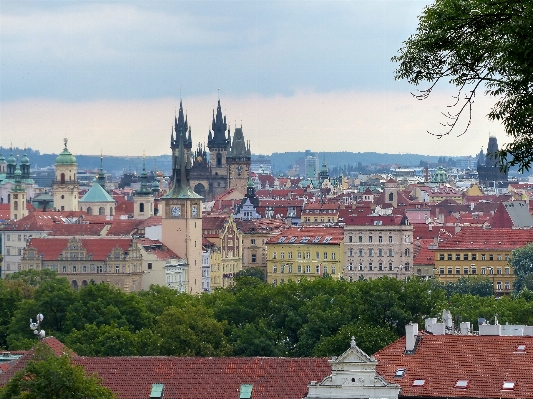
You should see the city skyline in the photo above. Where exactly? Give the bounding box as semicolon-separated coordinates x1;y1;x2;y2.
1;1;507;157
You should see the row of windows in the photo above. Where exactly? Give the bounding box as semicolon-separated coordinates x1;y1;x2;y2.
348;235;393;243
272;252;337;260
346;262;411;272
439;266;510;275
303;217;336;223
272;265;337;274
348;248;410;257
438;253;509;261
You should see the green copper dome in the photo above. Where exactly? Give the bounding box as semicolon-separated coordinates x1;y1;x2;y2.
0;152;5;162
20;151;30;165
55;139;77;165
7;151;16;165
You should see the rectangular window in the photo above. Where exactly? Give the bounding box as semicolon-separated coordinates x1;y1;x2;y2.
281;265;285;274
369;262;373;271
379;262;383;271
251;254;257;263
378;249;383;257
323;266;328;274
315;252;320;259
288;265;292;273
481;267;486;275
463;254;469;261
331;253;336;260
471;254;477;261
323;252;328;260
288;252;292;259
297;265;302;273
97;265;102;273
497;254;502;261
440;267;444;275
497;268;502;275
389;236;393;243
378;236;383;243
272;252;277;259
359;249;364;257
273;265;277;273
439;254;445;260
448;267;453;275
455;254;460;260
505;282;511;290
316;265;320;274
280;252;285;259
505;254;510;261
464;267;469;275
115;265;120;273
505;267;510;275
368;236;373;243
456;267;461;274
298;252;302;259
82;265;87;273
481;254;486;260
148;262;153;270
471;267;476;274
358;236;363;243
489;254;494;261
306;265;311;273
251;239;256;245
306;252;311;259
348;236;353;243
447;254;452;260
331;266;336;274
359;263;363;271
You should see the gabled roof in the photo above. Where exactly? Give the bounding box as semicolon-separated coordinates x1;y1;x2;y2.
26;237;133;261
437;227;533;250
375;334;533;398
79;183;115;203
266;226;343;245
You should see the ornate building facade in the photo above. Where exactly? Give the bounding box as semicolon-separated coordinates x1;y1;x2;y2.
170;99;251;201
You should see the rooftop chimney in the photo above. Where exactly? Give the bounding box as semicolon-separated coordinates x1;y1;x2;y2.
405;322;418;352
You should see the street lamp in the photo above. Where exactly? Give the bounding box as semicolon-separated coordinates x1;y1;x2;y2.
29;313;45;340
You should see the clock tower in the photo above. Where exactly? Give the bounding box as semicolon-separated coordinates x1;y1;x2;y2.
227;126;251;195
53;139;79;212
161;125;203;294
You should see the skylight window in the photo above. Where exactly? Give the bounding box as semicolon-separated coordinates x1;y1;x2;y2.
502;381;515;390
288;237;297;243
394;368;405;378
278;236;287;243
313;236;322;243
323;236;332;243
300;236;310;243
455;380;469;389
516;344;526;353
412;379;425;387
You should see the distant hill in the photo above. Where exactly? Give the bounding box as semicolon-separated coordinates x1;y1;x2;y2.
0;146;462;177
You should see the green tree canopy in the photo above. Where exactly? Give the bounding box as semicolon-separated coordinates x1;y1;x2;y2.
510;243;533;293
0;343;116;399
394;0;533;171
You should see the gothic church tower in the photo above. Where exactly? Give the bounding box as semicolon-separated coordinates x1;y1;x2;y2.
227;126;251;195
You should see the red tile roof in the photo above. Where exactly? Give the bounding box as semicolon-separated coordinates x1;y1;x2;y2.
48;223;106;236
375;334;533;398
266;226;344;244
437;227;533;250
76;356;330;399
343;215;403;226
27;237;133;261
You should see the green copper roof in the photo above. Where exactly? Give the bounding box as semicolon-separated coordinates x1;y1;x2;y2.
55;139;77;165
79;182;115;203
7;151;16;165
20;151;30;165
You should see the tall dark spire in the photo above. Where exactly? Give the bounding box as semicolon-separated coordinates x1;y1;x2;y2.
136;154;152;196
208;99;230;150
171;100;192;151
96;153;106;188
165;123;201;199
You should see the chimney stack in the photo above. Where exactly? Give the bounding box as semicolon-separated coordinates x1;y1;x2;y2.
405;322;418;352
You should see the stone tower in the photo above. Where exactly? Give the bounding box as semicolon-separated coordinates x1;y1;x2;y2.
53;139;79;211
161;127;203;294
227;126;251;195
207;99;231;197
133;156;154;219
10;161;28;220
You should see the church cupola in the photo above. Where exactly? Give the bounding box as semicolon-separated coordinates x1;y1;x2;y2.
6;148;16;179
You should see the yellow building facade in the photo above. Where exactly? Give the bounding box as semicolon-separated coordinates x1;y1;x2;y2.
266;227;344;285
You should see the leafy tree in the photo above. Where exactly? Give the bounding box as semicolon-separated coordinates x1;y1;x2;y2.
234;267;266;282
0;279;34;349
0;343;116;399
5;269;60;287
394;0;533;171
510;243;533;293
443;276;494;298
65;324;137;357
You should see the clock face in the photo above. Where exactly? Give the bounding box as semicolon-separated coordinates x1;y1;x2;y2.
197;155;203;162
192;205;198;217
171;206;181;217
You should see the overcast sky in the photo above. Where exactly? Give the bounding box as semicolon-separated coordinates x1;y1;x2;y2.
0;1;506;157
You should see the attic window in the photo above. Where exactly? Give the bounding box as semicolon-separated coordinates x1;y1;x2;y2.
313;236;322;243
455;380;469;389
412;379;425;387
288;237;297;243
150;383;164;398
278;236;287;243
300;236;311;243
502;381;515;390
240;384;253;399
516;344;526;353
323;236;332;243
394;368;405;378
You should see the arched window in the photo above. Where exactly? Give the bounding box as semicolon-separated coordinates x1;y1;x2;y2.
71;280;79;291
388;192;394;201
140;203;144;213
60;173;66;184
216;152;222;167
87;207;92;215
99;207;105;215
13;201;18;210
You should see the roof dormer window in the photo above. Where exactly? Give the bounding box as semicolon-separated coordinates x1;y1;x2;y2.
516;344;526;353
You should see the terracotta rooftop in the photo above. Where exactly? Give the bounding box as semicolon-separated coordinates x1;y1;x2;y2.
266;226;344;245
26;237;133;261
437;227;533;250
375;334;533;398
343;215;403;226
75;356;329;399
